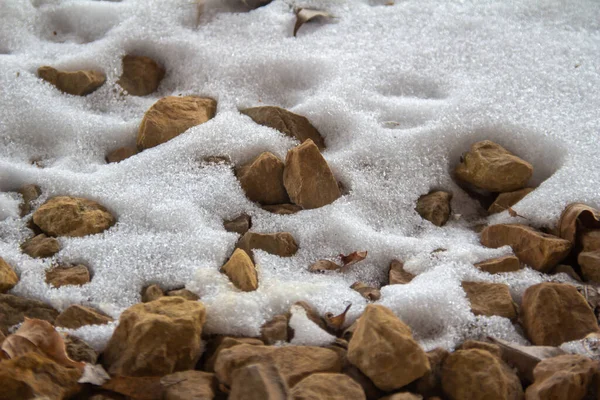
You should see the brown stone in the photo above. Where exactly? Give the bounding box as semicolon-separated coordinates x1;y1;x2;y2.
55;304;113;329
236;231;298;259
33;196;115;237
351;282;381;301
64;334;98;364
578;250;600;282
241;106;326;150
261;314;290;344
521;283;599;346
204;336;264;372
262;204;303;215
20;234;60;258
221;248;259;292
106;146;137;163
229;363;288;400
45;265;90;288
290;373;366;400
389;260;414;285
237;152;289;205
462;281;517;320
117;55;165;96
224;214;251;235
581;230;600;252
283;140;340;209
166;288;199;301
380;394;423;400
414;347;449;398
0;294;59;335
552;264;582;282
18;184;41;217
454;140;533;192
416;191;452;227
38;65;105;96
161;370;217;400
458;340;502;359
0;257;18;293
488;188;534;214
475;255;521;274
137;96;217;150
103;296;206;376
141;284;164;302
347;304;430;391
480;224;571;272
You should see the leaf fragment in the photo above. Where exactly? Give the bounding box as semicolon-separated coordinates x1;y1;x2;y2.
558;203;600;244
340;251;367;267
324;303;352;332
78;363;110;385
293;8;332;37
308;259;340;272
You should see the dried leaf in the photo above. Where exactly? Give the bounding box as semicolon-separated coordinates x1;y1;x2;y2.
79;363;110;385
350;282;381;301
558;203;600;244
1;335;40;359
340;251;367;267
293;8;332;37
508;207;528;220
101;376;165;400
308;259;341;272
324;303;352;332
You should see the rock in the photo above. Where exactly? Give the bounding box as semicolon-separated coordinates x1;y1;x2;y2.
117;55;165;96
480;224;571;272
461;281;517;320
45;264;90;288
20;234;60;258
55;304;113;329
106;146;137;163
137;96;217;150
414;347;449;398
141;284;164;302
442;349;523;400
454;140;533;192
103;296;206;376
283;139;340;209
351;282;381;301
552;264;582;282
33;196;115;237
18;184;41;217
221;248;259;292
161;370;217;400
290;373;366;400
224;214;251;235
578;250;600;282
415;191;452;227
458;340;502;359
166;288;199;301
475;255;521;274
261;203;303;215
261;314;290;344
241;106;325;150
38;65;105;96
204;336;264;372
581;230;600;252
237;152;289;205
0;293;59;335
64;334;98;363
229;363;288;400
521;282;599;346
525;354;598;400
236;231;298;259
389;260;414;285
380;394;423;400
347;304;430;391
0;257;18;293
488;188;534;214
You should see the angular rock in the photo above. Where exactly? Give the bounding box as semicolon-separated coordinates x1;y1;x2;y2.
33;196;115;237
351;282;381;301
347;304;430;391
237;152;289;205
20;234;60;258
55;304;113;329
261;314;290;345
413;347;449;398
221;248;258;292
462;281;517;320
18;184;41;217
389;259;414;285
578;250;600;283
236;231;298;259
229;363;288;400
290;373;366;400
581;230;600;252
141;284;164;302
105;146;137;163
64;334;98;364
166;288;199;301
521;282;599;346
454;140;533;192
458;340;502;359
416;191;452;227
283;139;340;209
224;214;251;235
0;294;59;335
0;257;18;293
475;255;521;274
261;203;303;215
488;188;534;214
204;336;264;372
45;265;90;288
137;96;217;150
480;224;571;272
241;106;326;150
38;65;105;96
117;55;165;96
161;370;217;400
103;296;206;376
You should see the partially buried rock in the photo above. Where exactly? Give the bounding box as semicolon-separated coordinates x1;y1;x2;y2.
283;139;340;209
204;336;264;372
458;340;502;359
236;152;289;205
461;281;517;320
224;214;251;235
389;259;414;285
261;203;303;215
488;188;534;214
0;257;18;293
18;184;41;217
21;234;60;258
475;255;521;274
351;282;381;301
55;304;113;329
137;96;217;150
221;248;259;292
141;284;164;302
416;191;452;227
38;65;105;96
236;231;298;259
290;373;366;400
229;363;288;400
0;294;59;335
105;146;137;163
552;264;582;282
161;370;217;400
261;314;290;344
117;55;165;96
581;230;600;252
45;264;90;288
380;393;423;400
166;288;199;301
65;334;98;364
578;250;600;283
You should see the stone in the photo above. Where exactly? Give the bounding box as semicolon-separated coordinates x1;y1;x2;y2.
229;363;288;400
103;296;206;376
141;284;164;302
237;152;289;205
347;304;430;391
38;65;105;96
283;140;340;209
454;140;533;192
581;230;600;252
64;334;98;364
221;248;259;292
488;188;535;214
106;146;137;163
0;294;59;335
161;370;217;400
552;264;582;282
414;347;449;398
461;281;517;320
261;314;290;344
480;224;571;272
33;196;115;237
458;340;502;359
389;260;414;284
442;349;523;400
0;257;18;293
137;96;217;150
18;184;41;217
380;394;423;400
20;234;60;258
578;250;600;282
166;288;199;301
117;55;165;96
261;203;303;215
224;214;251;235
241;106;326;150
204;336;264;372
415;191;452;227
351;282;381;301
290;373;366;400
521;283;599;346
45;265;90;288
236;231;298;259
55;304;113;329
475;255;521;274
525;354;598;400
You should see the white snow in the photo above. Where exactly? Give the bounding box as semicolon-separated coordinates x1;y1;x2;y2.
1;0;599;350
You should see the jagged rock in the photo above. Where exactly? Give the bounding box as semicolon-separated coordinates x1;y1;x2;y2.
117;55;165;96
578;250;600;282
20;234;60;258
581;230;600;252
290;373;366;400
261;314;290;344
261;203;303;215
161;370;217;400
283;140;340;209
204;336;264;372
33;196;115;237
488;188;534;214
229;363;288;400
0;257;18;293
480;224;571;272
462;281;517;320
38;65;105;96
45;265;90;288
475;255;521;274
458;340;502;358
414;347;449;398
55;305;113;329
454;140;533;192
237;152;289;205
0;294;59;335
351;282;381;301
103;297;206;376
236;231;298;259
416;191;452;227
166;289;199;301
106;146;137;163
224;214;251;235
221;248;259;292
137;96;217;150
65;334;98;364
141;284;164;302
18;184;41;217
389;260;414;284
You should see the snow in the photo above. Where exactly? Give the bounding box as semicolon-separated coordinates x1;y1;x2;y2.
1;0;599;350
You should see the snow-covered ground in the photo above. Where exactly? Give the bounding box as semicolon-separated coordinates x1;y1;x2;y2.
1;0;599;351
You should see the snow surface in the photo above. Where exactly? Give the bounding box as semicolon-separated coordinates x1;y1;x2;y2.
1;0;599;351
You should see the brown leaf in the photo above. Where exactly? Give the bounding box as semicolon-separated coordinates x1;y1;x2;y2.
340;251;367;267
308;259;341;272
293;8;332;37
558;203;600;244
507;207;528;220
350;282;381;301
324;303;352;332
101;376;165;400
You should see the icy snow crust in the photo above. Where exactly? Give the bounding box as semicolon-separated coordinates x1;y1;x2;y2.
0;0;599;351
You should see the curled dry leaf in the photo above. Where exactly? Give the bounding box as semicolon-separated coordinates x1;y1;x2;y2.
324;303;352;332
558;203;600;244
507;207;527;220
309;259;341;272
351;282;381;301
293;8;332;37
340;251;368;267
101;376;165;400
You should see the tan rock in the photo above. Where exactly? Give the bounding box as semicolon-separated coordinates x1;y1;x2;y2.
261;314;290;344
103;296;206;376
204;336;264;372
241;106;326;150
137;96;217;150
64;334;98;364
488;188;534;214
166;288;199;301
18;184;41;217
551;264;582;282
283;139;340;209
0;257;18;293
38;65;105;96
20;234;60;258
261;203;303;215
351;282;381;301
45;264;90;288
475;255;521;274
161;370;217;400
106;146;137;163
236;231;298;259
229;363;288;400
416;191;452;227
462;281;517;320
224;214;251;235
55;304;113;329
454;140;533;192
0;294;59;335
414;347;449;398
480;224;571;272
141;284;164;302
117;55;165;96
521;283;599;346
578;250;600;282
581;229;600;252
380;394;423;400
458;340;502;359
221;248;259;292
290;373;366;400
389;259;414;284
237;152;289;205
347;304;430;391
33;196;115;237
